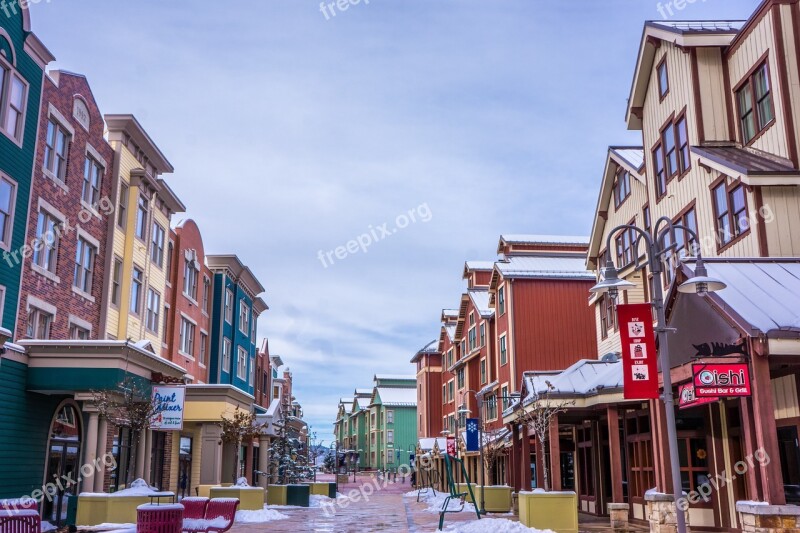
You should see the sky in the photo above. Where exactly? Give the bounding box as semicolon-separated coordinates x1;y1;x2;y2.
29;0;758;445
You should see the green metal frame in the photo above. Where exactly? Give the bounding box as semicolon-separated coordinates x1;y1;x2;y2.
438;454;480;530
415;464;439;502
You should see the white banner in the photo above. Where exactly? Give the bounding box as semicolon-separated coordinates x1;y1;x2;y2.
151;386;185;430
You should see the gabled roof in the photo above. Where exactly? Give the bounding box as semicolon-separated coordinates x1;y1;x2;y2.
468;289;494;319
692;145;800;185
493;255;595;281
410;339;440;363
625;21;743;129
374;387;417;407
441;309;459;320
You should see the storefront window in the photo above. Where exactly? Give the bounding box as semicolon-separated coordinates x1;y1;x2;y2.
625;411;654;503
112;427;133;491
43;404;82;528
150;432;167;490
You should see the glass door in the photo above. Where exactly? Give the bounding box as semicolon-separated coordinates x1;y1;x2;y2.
43;405;82;528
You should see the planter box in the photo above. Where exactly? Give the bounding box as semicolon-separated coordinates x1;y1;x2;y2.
304;482;336;498
456;483;478;503
209;486;265;510
196;483;233;498
480;486;513;513
76;495;150;526
267;485;287;506
519;491;578;533
286;484;310;507
336;474;349;485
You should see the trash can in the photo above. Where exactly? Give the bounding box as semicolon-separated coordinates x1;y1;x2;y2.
285;484;310;507
326;482;336;499
65;495;79;526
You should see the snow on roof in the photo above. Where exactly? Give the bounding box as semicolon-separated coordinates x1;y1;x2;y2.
442;309;459;318
500;234;590;246
418;437;447;451
495;255;595;280
418;340;438;353
468;289;494;318
375;387;417;407
444;324;457;341
374;374;415;381
683;259;800;336
610;147;645;171
465;260;495;271
355;388;373;396
647;20;745;34
522;359;622;405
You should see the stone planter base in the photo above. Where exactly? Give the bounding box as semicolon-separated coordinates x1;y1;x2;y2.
645;492;690;533
267;485;287;506
608;503;630;529
736;501;800;533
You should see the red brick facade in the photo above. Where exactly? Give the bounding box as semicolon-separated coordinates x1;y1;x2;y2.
163;219;212;382
15;71;114;341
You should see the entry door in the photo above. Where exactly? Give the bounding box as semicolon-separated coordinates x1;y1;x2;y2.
778;426;800;504
43;440;80;527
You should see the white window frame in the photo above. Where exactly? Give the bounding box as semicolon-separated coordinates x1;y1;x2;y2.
151;222;165;268
73;233;98;297
130;266;144;315
237;346;248;380
224;288;234;324
0;173;17;251
199;330;208;367
239;301;250;335
179;315;196;358
42;107;73;185
222;337;232;372
0;55;29;146
145;288;161;334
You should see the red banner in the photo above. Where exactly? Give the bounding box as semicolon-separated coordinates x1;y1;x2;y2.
618;303;659;400
678;382;717;410
692;363;751;397
446;436;456;456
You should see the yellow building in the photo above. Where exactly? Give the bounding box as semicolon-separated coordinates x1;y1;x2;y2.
101;115;185;350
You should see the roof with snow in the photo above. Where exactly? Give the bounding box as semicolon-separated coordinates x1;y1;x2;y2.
609;146;645;172
465;260;496;271
499;234;590;246
468;289;494;318
494;255;595;280
645;20;745;34
355;388;373;396
374;374;415;381
374;387;417;407
444;324;457;341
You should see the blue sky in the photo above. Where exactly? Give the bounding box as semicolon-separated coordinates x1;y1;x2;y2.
30;0;758;445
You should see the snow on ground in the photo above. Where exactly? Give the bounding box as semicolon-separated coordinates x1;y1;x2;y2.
413;490;477;514
442;518;555;533
235;505;289;523
76;523;136;532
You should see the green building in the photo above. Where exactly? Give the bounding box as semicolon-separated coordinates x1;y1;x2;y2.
366;375;417;471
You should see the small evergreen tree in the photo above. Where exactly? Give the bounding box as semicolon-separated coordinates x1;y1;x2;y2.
269;436;313;484
219;408;267;484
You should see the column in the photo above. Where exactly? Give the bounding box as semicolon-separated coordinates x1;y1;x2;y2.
533;433;544;490
144;429;154;484
199;424;223;486
244;442;254;485
607;407;623;503
521;424;532;490
511;423;521;492
750;353;785;504
83;412;99;489
549;415;561;492
138;429;151;482
258;436;270;489
95;418;109;492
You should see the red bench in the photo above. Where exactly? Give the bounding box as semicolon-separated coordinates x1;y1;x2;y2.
137;503;184;533
183;498;239;533
0;509;41;533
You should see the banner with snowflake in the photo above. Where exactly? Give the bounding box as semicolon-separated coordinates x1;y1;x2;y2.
465;418;480;452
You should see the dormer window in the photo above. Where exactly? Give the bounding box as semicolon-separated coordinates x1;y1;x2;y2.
736;61;774;144
657;57;669;100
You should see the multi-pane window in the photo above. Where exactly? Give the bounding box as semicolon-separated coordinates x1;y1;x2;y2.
600;294;617;340
713;181;749;245
82;157;102;206
117;183;128;228
179;317;195;356
27;307;53;339
653;116;690;198
386;430;394;445
239;301;250;334
199;332;208;366
499;335;507;365
501;385;510;411
653;145;666;198
663;122;677;178
151;223;165;267
130;267;143;314
222;338;232;371
387;410;394;424
2;69;26;141
480;359;487;384
498;286;506;315
135;194;148;239
657;58;669;99
737;62;774;144
73;237;96;293
0;176;16;248
146;289;160;333
485;395;498;420
202;277;210;313
237;347;248;380
616;226;636;266
468;325;477;351
448;381;454;402
676;116;690;174
183;259;199;300
69;323;89;340
33;210;60;273
111;257;122;306
457;367;465;389
224;289;234;323
44;119;70;182
248;356;255;386
614;170;630;208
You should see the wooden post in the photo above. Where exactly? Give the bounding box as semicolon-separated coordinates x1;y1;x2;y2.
607;406;623;503
739;397;761;500
549;414;561;491
750;351;785;504
511;423;521;491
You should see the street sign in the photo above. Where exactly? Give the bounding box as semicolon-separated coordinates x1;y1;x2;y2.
692;363;751;397
150;386;185;430
617;303;659;399
678;382;717;410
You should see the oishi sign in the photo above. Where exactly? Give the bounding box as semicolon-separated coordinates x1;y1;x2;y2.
692;363;751;397
678;382;717;410
618;303;659;400
151;386;186;430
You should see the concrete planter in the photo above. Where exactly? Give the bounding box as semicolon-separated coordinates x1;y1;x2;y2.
76;495;151;526
197;483;233;498
456;483;477;503
209;486;265;510
474;486;513;513
286;484;310;507
518;491;578;533
304;482;337;498
267;485;287;506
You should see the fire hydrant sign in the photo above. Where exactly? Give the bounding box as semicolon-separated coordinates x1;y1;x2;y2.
618;303;659;400
151;386;185;430
692;363;751;397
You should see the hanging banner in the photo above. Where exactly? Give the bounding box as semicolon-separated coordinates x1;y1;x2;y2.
465;418;480;452
692;363;751;397
617;303;659;400
446;436;456;456
150;386;185;430
678;382;717;410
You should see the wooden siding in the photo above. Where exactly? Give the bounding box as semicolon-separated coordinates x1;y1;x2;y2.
696;47;731;142
511;278;597;377
772;374;800;420
762;186;800;255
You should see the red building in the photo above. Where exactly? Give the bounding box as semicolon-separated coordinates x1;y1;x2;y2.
16;71;114;341
412;340;442;440
163;219;212;382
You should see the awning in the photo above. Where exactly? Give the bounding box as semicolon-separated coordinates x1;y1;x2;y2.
691;145;800;186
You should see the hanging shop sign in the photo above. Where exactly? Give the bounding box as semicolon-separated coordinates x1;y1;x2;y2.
151;386;185;430
617;303;659;400
678;382;717;410
692;363;751;398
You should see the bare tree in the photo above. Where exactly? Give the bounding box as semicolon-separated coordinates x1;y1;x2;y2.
515;381;574;492
219;408;268;484
482;428;507;486
92;377;160;486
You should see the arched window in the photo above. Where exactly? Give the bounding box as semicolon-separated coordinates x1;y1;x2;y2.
43;402;83;527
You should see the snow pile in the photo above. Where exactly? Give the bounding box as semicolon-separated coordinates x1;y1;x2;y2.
184;517;231;529
443;518;555;533
309;494;335;508
235;477;250;487
77;523;137;532
81;478;163;497
235;505;289;523
415;490;477;514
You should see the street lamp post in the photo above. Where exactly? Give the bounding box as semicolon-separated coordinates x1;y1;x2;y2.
590;219;726;533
